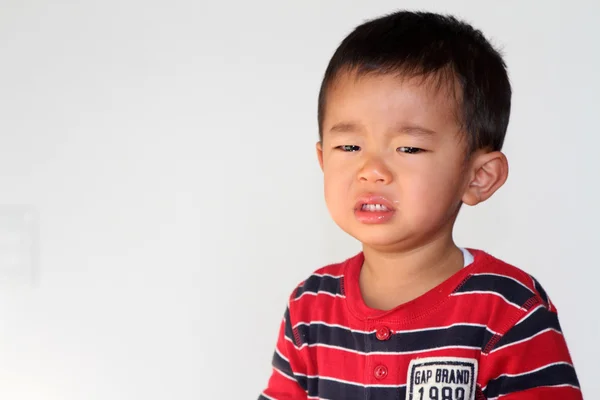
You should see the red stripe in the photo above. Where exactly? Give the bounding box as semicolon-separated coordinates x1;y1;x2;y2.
292;293;522;336
498;386;581;400
480;330;574;380
299;346;481;385
262;369;307;399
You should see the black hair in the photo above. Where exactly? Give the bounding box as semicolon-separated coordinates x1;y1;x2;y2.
317;11;511;153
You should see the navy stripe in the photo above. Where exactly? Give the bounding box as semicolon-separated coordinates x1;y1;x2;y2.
484;363;580;398
295;374;308;391
304;376;406;400
530;275;549;306
283;307;296;344
369;385;407;400
294;323;494;353
493;306;562;351
272;350;295;381
293;274;343;299
455;274;534;307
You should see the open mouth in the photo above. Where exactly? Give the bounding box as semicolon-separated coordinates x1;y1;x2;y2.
354;195;396;223
360;203;392;212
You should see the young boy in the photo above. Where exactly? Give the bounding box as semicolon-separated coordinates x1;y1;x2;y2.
258;10;581;400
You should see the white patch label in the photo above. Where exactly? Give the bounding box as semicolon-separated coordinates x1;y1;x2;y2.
406;357;478;400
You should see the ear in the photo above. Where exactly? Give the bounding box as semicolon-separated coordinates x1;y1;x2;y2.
462;151;509;206
316;141;324;171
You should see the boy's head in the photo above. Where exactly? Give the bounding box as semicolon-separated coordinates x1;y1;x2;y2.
316;11;511;252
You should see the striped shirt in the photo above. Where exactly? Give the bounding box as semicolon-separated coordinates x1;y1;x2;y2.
258;249;581;400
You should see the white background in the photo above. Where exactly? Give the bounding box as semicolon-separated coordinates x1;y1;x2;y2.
1;0;598;399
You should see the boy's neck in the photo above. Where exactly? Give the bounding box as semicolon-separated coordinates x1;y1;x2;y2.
359;237;465;311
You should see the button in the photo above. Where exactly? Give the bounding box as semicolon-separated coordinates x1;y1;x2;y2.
374;365;388;380
375;326;391;341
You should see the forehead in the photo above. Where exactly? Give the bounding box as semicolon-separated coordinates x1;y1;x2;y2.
322;70;463;136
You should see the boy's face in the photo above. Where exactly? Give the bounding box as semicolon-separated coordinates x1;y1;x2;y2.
317;71;478;251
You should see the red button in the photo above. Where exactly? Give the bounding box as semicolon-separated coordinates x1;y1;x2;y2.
375;326;391;341
374;365;388;380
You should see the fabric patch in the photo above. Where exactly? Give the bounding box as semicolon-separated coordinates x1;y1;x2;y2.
406;357;478;400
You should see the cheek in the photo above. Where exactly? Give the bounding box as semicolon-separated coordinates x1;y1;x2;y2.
323;166;353;207
403;161;462;209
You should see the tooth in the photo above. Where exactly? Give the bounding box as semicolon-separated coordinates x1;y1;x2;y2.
362;203;392;212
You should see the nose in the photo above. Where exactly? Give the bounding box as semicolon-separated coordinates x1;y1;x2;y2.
358;156;393;184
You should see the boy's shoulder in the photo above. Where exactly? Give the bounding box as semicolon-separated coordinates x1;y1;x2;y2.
467;248;554;310
288;253;360;302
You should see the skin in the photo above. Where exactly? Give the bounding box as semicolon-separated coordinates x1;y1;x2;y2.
317;70;508;310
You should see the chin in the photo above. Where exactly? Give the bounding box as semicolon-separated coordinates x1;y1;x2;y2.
341;224;410;249
359;236;406;249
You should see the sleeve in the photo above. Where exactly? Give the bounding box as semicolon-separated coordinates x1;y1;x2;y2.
481;300;582;399
258;304;308;400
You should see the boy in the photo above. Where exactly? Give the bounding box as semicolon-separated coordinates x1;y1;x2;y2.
258;10;581;400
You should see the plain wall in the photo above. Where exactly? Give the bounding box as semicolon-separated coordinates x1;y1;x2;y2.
0;0;598;398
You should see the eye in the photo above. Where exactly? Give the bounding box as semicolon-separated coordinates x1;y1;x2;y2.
397;147;423;154
335;145;361;152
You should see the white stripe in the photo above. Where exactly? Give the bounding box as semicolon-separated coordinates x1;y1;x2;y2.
284;335;297;347
293;320;500;336
312;273;344;279
471;273;535;294
292;320;370;334
450;290;523;309
482;381;579;395
530;276;554;311
530;383;581;390
367;344;481;356
393;322;500;336
483;382;580;396
295;373;406;388
514;304;545;326
530;275;537;291
293;290;345;301
488;328;563;354
492;361;573;380
304;342;361;354
275;346;289;363
273;366;296;382
305;341;480;356
486;325;501;336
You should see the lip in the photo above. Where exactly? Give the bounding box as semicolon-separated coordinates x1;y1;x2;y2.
354;194;397;211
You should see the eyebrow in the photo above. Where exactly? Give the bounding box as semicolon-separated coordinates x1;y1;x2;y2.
328;121;437;136
397;125;437;136
329;122;362;133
